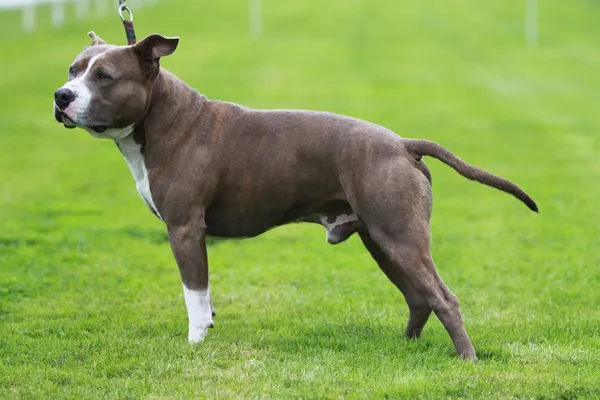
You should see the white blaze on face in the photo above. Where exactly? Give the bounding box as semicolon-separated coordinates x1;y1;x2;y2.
59;53;104;122
182;285;214;343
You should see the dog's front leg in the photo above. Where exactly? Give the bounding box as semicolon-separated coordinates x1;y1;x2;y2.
168;216;214;343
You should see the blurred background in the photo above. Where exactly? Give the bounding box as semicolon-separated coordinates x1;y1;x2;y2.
1;0;597;262
1;0;598;199
1;0;599;397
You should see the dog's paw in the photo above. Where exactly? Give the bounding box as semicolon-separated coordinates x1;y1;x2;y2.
188;321;214;343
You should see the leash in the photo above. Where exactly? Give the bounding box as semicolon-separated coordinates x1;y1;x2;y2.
118;0;136;45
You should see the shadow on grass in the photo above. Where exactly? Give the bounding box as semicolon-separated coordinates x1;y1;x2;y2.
248;322;522;363
253;322;456;360
475;347;512;362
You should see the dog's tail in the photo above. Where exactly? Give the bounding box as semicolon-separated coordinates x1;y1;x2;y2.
403;138;538;213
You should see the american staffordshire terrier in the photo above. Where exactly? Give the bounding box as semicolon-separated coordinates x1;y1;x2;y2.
53;32;538;361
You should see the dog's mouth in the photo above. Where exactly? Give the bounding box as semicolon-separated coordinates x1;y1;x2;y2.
54;107;76;129
54;106;108;133
88;125;108;133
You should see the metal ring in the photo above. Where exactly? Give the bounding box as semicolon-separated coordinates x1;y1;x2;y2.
118;5;133;22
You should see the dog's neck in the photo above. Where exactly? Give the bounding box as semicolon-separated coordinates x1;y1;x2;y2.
133;69;208;151
112;69;208;220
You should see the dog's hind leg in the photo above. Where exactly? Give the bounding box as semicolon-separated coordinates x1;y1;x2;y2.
368;228;476;360
360;231;432;338
351;159;476;360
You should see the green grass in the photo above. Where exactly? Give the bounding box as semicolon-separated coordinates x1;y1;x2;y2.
1;0;600;398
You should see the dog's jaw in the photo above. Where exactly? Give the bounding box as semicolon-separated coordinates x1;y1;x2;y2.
84;124;134;140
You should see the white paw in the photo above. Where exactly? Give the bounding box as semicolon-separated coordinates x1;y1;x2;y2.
183;285;214;344
188;321;214;343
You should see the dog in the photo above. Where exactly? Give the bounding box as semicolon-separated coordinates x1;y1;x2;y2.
53;32;538;361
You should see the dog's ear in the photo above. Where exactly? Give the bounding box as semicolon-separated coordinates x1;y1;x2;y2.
87;31;106;46
133;34;179;62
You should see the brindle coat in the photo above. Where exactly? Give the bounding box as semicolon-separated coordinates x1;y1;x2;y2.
53;32;538;361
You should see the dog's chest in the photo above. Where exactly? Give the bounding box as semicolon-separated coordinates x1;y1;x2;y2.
116;136;162;220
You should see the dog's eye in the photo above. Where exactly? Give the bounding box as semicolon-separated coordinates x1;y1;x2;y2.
96;72;113;81
68;66;75;75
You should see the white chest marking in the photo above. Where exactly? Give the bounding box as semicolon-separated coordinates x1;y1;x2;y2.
115;133;162;220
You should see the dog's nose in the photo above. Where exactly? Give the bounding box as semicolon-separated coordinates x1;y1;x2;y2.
54;88;76;110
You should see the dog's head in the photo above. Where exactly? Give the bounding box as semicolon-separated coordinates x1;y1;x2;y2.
53;32;179;139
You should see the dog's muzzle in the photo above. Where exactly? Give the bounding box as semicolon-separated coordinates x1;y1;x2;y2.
54;88;76;110
54;106;76;129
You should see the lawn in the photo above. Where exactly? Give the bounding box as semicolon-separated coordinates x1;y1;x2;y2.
1;0;600;398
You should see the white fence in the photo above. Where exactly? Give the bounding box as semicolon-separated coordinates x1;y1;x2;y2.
1;0;536;44
0;0;159;32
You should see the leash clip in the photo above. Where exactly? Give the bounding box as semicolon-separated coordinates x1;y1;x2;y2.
118;0;136;45
118;0;133;22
